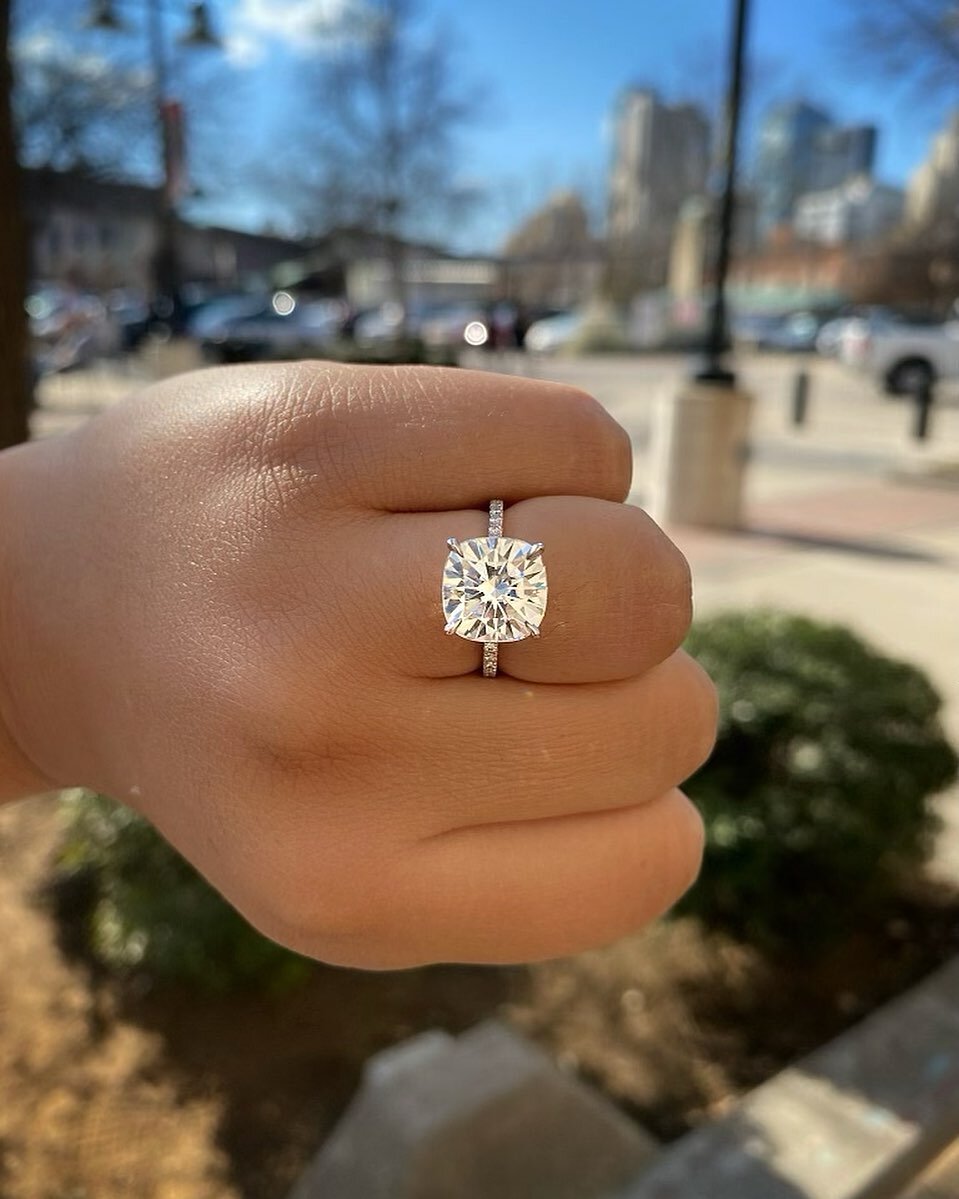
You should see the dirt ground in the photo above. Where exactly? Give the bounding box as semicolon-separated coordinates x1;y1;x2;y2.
3;796;959;1199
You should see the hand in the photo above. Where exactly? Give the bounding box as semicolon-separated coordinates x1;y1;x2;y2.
0;362;716;968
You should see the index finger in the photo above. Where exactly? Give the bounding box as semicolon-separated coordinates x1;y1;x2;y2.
259;362;634;511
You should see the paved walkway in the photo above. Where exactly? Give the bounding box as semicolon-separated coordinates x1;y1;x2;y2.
670;478;959;883
643;479;959;1199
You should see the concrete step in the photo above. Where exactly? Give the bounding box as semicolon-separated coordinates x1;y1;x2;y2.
902;1141;959;1198
614;957;959;1199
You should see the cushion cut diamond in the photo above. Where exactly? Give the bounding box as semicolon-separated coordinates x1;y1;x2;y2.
442;536;548;643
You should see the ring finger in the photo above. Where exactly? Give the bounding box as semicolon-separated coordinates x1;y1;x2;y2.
367;496;693;684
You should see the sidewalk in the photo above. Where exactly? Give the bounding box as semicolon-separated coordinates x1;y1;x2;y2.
670;476;959;1196
670;477;959;882
673;478;959;732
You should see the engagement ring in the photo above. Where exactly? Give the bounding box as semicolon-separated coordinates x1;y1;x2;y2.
441;500;548;678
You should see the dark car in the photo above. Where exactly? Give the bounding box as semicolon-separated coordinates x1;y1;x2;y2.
198;294;345;363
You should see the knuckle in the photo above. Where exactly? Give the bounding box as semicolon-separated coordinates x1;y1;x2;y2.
680;653;720;767
661;796;706;902
656;545;694;646
555;385;633;497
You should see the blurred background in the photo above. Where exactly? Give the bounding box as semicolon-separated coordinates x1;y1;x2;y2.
1;2;959;1198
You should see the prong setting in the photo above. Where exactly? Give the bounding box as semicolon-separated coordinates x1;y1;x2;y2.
441;500;547;675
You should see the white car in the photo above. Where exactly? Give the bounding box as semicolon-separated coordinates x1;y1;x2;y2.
853;319;959;394
835;309;907;370
524;311;582;354
816;317;852;357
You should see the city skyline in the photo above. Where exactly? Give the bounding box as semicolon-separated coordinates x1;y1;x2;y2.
13;0;957;251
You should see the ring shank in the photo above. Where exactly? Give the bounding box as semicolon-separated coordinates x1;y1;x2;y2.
483;500;504;677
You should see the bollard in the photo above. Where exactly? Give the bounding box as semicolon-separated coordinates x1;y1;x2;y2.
647;383;753;529
912;378;934;442
790;369;810;428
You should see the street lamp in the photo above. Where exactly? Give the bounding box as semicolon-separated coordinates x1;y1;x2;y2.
647;0;755;530
180;3;219;46
87;0;124;31
697;0;751;384
87;1;221;324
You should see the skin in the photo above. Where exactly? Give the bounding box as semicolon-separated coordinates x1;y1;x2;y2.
0;362;717;969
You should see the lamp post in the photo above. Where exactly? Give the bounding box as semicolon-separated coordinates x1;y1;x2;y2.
87;1;220;326
646;0;755;530
698;0;751;384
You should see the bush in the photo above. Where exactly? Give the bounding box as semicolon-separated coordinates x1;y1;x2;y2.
681;611;958;953
56;791;312;991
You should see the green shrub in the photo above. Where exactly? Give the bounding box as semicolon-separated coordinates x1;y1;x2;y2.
681;611;958;952
56;791;312;991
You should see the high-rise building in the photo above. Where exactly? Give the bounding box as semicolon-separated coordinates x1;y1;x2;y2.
810;125;877;191
755;102;833;236
794;176;904;246
906;111;959;229
755;103;877;238
607;88;710;290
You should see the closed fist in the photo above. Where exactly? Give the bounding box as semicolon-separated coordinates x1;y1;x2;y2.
0;363;716;968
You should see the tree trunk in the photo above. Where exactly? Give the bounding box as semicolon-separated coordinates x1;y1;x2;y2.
0;0;32;450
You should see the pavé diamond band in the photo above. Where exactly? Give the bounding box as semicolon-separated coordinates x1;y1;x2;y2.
441;500;549;678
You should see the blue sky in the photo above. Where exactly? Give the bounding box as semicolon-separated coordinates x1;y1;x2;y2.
19;0;958;251
417;0;952;248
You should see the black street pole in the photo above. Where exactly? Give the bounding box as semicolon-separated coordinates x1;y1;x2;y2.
88;2;219;326
697;0;750;385
147;0;181;325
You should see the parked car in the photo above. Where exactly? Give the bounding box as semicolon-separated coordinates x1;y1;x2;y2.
352;300;447;343
524;311;582;354
815;316;852;357
199;293;345;363
832;308;910;369
27;285;119;373
105;289;152;352
187;294;267;341
420;305;489;349
855;317;959;395
736;310;827;353
732;312;786;349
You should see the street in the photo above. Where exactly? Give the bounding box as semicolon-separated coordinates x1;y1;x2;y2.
37;350;959;493
463;349;959;505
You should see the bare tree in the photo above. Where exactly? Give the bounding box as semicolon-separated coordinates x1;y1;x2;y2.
843;0;959;99
13;35;153;178
12;1;244;203
0;0;30;449
292;0;480;300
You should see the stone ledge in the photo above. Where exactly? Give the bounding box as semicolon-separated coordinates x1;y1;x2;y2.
614;957;959;1199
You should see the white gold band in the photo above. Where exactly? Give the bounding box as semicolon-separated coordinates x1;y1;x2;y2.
482;500;504;677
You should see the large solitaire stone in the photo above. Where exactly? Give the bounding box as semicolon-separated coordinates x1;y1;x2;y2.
442;536;547;643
